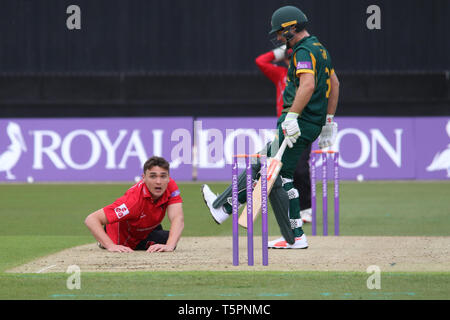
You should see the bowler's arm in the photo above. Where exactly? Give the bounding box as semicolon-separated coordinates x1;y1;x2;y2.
147;203;184;252
84;209;133;252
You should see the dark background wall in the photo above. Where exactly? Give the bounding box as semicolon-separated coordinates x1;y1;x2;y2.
0;0;448;117
1;0;449;73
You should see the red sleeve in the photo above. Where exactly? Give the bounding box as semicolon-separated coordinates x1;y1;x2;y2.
167;179;183;205
255;51;287;85
103;186;141;224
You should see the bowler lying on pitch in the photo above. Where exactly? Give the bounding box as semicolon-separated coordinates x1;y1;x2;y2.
85;156;184;253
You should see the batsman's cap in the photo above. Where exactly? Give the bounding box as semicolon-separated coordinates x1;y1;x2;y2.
269;5;308;35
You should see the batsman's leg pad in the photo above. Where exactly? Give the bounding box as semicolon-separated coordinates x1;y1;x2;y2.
293;144;312;210
269;175;296;245
282;179;304;237
213;160;261;209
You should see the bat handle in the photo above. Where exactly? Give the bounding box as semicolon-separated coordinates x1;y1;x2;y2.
274;139;288;161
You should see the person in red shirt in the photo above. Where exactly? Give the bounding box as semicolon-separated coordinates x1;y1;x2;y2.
85;156;184;253
255;46;312;223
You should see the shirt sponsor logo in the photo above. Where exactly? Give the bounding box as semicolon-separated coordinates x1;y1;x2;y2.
297;61;312;70
114;203;129;219
171;189;180;197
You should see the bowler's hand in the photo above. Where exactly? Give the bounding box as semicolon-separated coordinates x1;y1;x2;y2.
147;244;176;253
106;244;134;253
281;112;300;148
318;115;338;149
273;45;287;62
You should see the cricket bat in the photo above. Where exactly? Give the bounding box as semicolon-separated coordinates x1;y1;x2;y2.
238;139;288;228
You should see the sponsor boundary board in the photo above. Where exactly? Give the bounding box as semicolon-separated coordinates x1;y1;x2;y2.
0;117;448;182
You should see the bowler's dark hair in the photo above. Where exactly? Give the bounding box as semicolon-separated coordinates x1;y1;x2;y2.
143;156;170;173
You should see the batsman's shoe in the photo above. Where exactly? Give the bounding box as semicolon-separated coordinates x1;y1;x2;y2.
201;184;230;224
300;208;312;223
268;234;308;249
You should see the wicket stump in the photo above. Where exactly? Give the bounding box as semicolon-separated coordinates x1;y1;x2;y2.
232;154;268;266
311;150;340;236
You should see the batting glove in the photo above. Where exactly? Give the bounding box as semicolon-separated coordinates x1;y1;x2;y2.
281;112;301;148
318;114;338;149
273;45;287;62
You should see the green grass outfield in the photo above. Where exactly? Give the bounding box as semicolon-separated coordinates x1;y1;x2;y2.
0;181;449;300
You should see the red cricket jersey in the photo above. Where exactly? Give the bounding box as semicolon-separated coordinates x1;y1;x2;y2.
255;51;288;117
103;178;182;249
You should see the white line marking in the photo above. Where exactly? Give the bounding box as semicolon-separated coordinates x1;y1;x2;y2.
36;264;57;273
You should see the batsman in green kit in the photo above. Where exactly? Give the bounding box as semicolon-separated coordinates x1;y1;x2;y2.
201;5;340;248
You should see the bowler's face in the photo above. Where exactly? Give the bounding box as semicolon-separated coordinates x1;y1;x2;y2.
142;166;169;200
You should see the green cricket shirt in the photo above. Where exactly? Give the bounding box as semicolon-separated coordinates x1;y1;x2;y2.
282;35;334;126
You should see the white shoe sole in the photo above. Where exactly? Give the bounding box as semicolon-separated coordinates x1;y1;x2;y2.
269;245;308;249
268;236;308;249
201;185;230;224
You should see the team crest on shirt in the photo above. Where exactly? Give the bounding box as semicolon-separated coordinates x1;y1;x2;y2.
114;203;129;219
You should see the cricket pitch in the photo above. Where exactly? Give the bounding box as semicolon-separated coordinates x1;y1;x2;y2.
7;236;450;273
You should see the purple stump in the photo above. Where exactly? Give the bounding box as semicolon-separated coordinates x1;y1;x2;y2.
322;152;328;236
334;152;340;236
311;154;317;236
260;155;268;266
246;155;254;266
232;156;239;266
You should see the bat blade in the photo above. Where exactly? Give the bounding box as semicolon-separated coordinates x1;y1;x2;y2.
238;158;282;228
